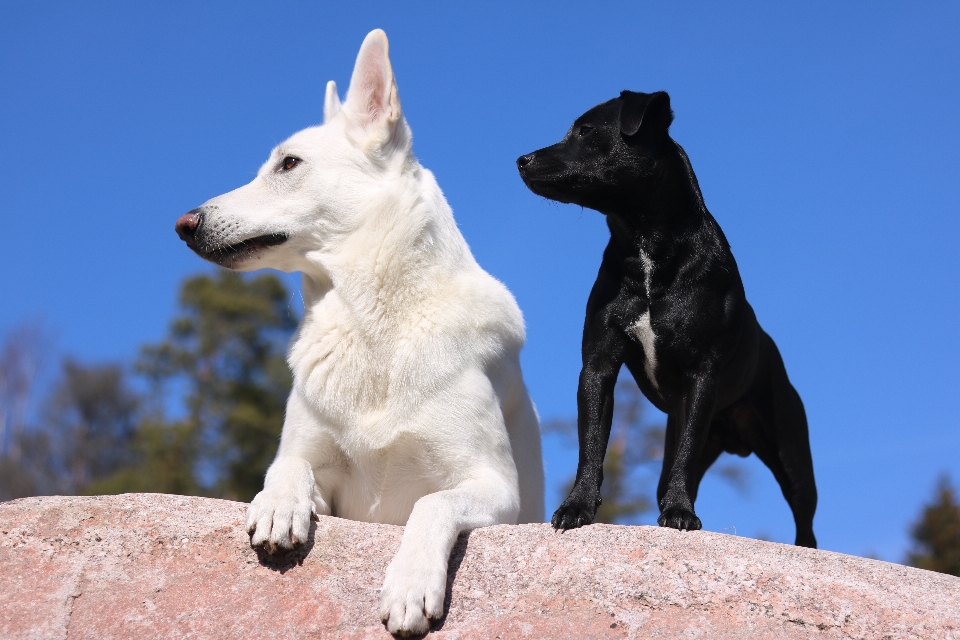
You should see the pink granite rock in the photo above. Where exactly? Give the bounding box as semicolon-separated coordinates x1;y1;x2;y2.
1;494;957;639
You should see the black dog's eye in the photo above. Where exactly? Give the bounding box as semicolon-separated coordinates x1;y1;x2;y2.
579;125;594;136
280;156;301;171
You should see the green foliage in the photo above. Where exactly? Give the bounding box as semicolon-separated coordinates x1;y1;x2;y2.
46;359;139;489
0;272;297;502
0;322;49;500
907;476;960;576
84;419;199;496
592;439;654;523
0;431;53;500
1;354;139;500
97;270;298;501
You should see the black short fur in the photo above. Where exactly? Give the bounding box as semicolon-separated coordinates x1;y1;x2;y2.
517;91;817;547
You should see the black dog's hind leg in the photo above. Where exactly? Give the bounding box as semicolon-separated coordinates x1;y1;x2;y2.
765;339;817;548
740;332;818;548
771;386;817;547
656;374;718;531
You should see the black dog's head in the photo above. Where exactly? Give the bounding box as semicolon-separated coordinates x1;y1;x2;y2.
517;90;674;213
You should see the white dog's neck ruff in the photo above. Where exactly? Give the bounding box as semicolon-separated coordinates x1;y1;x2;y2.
303;161;471;305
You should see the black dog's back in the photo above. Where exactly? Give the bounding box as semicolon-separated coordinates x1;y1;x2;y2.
517;90;817;546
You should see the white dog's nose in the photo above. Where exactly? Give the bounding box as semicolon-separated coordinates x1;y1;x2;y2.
175;209;201;241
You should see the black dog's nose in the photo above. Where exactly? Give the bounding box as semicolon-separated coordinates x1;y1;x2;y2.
175;208;202;241
516;154;534;169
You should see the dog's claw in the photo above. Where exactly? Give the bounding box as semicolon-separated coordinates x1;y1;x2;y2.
551;496;598;530
657;507;701;531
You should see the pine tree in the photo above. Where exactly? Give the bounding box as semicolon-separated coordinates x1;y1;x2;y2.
93;271;297;500
907;476;960;576
46;360;139;491
1;354;140;499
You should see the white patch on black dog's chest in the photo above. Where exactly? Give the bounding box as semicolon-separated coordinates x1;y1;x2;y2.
629;311;659;390
628;248;659;389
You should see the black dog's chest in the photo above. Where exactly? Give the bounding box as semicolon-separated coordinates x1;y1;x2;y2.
620;250;662;390
608;248;733;406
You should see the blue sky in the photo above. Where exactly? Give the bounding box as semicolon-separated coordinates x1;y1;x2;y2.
1;2;958;561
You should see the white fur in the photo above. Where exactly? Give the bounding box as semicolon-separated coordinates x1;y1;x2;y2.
629;248;658;389
197;30;543;636
629;312;658;390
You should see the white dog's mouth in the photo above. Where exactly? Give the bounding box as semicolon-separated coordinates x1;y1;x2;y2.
190;232;290;267
176;208;289;268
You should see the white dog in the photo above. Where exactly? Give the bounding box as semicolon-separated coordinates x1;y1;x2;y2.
174;29;544;636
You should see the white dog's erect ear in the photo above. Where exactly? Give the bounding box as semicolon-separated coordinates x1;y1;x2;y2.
324;80;341;123
344;29;402;131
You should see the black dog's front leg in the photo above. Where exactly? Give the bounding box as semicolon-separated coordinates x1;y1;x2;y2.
657;374;718;531
552;328;625;530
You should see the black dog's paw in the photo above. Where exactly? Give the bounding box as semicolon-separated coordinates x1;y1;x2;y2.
795;531;817;549
551;495;600;530
657;507;701;531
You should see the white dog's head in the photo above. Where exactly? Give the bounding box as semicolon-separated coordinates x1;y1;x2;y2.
175;29;412;272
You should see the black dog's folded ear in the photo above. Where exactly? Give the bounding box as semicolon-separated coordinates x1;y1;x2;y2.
619;91;674;138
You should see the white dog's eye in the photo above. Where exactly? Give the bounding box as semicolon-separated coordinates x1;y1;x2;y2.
280;156;301;171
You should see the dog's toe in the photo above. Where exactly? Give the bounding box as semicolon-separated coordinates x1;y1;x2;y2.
551;498;597;530
246;488;315;556
380;555;446;638
401;597;431;636
381;593;433;638
657;507;702;531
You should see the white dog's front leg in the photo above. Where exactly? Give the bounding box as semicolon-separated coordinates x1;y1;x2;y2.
246;456;328;553
380;477;518;636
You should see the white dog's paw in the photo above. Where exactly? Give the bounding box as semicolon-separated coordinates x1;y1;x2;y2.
379;555;447;637
246;488;316;554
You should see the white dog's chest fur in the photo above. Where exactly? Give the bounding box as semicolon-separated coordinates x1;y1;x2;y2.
289;283;467;427
312;428;449;524
289;298;470;525
283;255;538;525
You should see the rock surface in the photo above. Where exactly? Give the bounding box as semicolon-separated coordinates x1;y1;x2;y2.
1;494;958;639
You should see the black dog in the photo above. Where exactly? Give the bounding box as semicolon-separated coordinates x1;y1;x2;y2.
517;91;817;547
